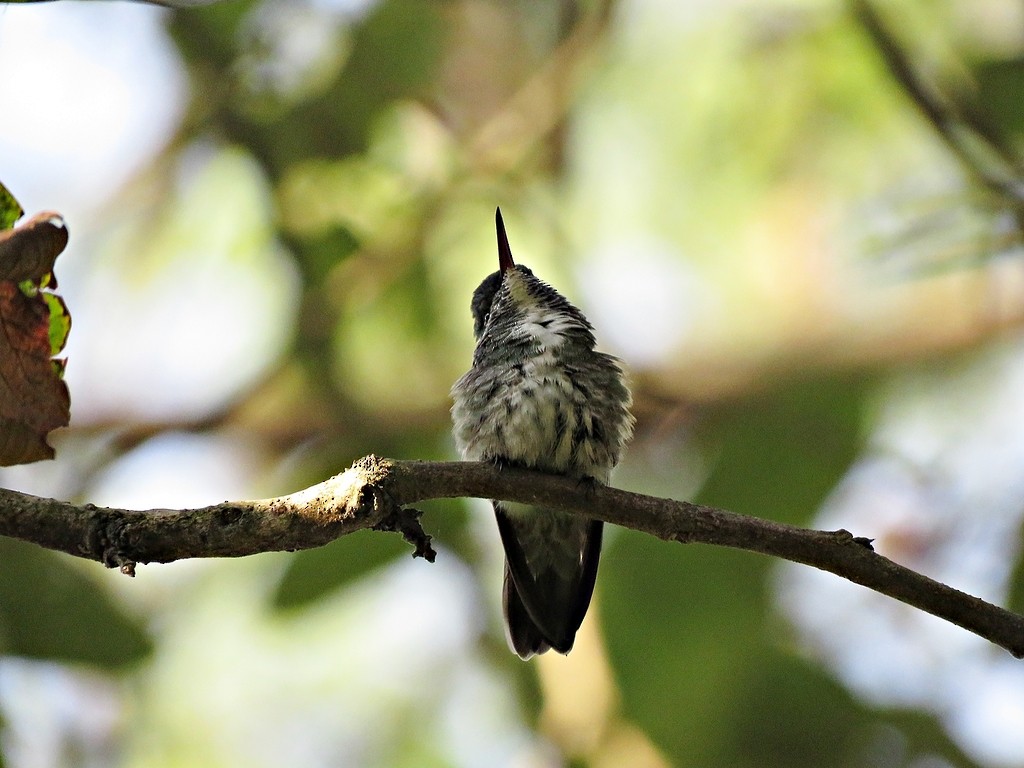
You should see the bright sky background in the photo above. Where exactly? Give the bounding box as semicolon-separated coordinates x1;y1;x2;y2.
0;3;185;214
0;3;299;506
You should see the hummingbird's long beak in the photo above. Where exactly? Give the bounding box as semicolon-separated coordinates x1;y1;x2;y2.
496;207;515;273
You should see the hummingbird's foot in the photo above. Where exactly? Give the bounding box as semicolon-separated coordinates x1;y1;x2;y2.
489;455;525;472
575;475;602;497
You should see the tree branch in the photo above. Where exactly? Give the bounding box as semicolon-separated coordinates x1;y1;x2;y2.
2;455;1023;658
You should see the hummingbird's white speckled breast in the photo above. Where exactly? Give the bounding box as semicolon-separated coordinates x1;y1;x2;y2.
452;263;632;486
452;329;621;483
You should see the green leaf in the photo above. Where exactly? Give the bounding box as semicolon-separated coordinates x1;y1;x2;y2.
271;529;409;610
694;375;868;523
970;55;1024;137
602;537;765;764
42;291;71;358
602;374;870;765
285;224;360;287
603;535;886;767
0;181;23;231
0;539;152;668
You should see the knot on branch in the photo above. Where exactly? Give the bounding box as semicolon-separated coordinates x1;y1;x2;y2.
346;455;436;562
831;528;876;551
85;506;139;575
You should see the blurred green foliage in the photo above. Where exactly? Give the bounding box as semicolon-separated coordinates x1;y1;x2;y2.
0;182;22;231
0;539;151;667
694;376;869;523
4;0;1024;766
272;529;412;610
604;374;869;765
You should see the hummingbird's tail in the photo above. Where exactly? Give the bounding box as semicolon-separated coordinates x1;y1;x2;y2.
502;569;552;657
494;505;603;659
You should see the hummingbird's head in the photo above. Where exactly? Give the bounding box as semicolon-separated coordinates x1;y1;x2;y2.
469;209;595;351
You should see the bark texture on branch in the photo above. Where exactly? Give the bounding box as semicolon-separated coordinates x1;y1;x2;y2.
2;455;1023;657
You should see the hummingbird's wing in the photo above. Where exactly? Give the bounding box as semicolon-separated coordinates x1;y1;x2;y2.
494;504;603;658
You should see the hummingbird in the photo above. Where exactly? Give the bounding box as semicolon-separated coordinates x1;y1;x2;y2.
451;208;634;658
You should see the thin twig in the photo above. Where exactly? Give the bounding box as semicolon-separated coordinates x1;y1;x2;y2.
851;0;1024;207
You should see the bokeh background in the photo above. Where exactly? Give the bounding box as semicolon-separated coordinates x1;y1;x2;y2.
3;0;1024;765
